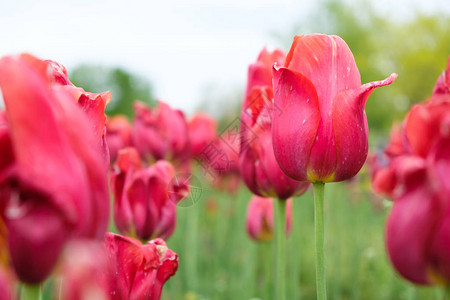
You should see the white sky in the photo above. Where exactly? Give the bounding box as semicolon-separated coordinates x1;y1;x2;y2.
1;0;449;115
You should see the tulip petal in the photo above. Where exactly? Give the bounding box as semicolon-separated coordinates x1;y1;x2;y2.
272;67;320;181
386;182;439;285
333;73;398;181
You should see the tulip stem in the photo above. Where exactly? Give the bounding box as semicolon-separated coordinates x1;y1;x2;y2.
313;182;327;300
21;284;42;300
275;198;287;300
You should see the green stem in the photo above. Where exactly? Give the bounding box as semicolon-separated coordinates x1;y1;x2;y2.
444;285;450;300
314;182;327;300
21;284;42;300
274;199;287;300
185;204;199;293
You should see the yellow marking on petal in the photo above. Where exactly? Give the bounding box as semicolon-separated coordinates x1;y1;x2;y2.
427;266;448;285
307;169;335;183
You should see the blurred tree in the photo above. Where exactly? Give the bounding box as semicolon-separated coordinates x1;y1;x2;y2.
70;65;155;118
275;0;450;137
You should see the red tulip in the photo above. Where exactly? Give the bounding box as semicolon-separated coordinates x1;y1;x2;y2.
0;54;109;283
244;47;285;101
188;113;217;158
57;234;179;300
111;147;179;240
272;34;397;183
104;233;179;300
240;49;309;199
378;62;450;284
246;196;292;242
132;101;190;163
106;115;132;163
18;54;111;164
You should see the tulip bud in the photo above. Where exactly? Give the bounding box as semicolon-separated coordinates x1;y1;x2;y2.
111;148;179;240
272;34;397;183
246;196;292;242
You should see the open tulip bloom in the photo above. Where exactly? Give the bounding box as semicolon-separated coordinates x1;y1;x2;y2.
270;34;397;299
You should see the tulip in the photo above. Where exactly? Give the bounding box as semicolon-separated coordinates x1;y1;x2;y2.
272;34;397;183
57;240;109;300
188;113;217;158
246;196;292;242
0;267;14;300
0;54;109;283
240;49;309;200
132;101;190;163
105;233;179;300
106;115;132;163
433;56;450;97
111;147;180;241
18;54;111;164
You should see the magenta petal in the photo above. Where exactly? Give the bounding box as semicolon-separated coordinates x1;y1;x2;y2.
386;183;438;285
333;73;397;181
272;67;321;181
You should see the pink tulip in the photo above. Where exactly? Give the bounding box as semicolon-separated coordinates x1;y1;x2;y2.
18;54;111;164
377;62;450;284
272;34;397;183
188;113;217;158
132;101;190;163
111;148;180;240
105;233;179;300
0;54;109;283
433;56;450;97
57;234;179;300
57;240;109;300
240;48;309;199
246;196;292;242
106;115;132;163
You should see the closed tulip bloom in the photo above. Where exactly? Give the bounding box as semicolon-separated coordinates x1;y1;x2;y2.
0;54;110;283
132;101;190;163
111;148;179;241
105;233;179;300
272;34;397;183
240;49;309;199
188;113;217;158
246;196;292;242
106;115;132;163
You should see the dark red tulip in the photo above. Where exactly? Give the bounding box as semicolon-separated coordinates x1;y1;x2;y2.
188;113;217;158
104;233;179;300
106;115;132;163
240;49;309;199
272;34;397;183
111;147;179;241
0;54;109;283
132;101;190;163
246;196;292;242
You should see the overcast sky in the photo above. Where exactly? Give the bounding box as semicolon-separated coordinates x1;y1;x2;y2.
1;0;449;115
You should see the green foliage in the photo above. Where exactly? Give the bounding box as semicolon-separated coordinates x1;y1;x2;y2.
70;65;155;118
279;0;450;136
162;169;443;299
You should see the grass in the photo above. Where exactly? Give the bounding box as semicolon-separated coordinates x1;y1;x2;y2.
163;171;443;300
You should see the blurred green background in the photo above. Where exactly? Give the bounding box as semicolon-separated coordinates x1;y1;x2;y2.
68;0;450;298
